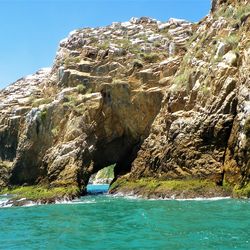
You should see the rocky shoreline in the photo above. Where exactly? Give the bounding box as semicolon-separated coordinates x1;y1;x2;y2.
0;185;232;208
109;178;249;200
0;185;79;207
1;177;249;207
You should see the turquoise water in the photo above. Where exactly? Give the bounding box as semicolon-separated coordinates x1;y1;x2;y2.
0;185;249;250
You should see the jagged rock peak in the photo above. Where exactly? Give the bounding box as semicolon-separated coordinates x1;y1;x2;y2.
57;16;192;50
53;16;194;75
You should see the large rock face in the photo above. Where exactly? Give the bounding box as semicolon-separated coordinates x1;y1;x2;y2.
0;0;249;196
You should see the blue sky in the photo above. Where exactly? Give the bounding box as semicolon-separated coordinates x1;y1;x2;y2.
0;0;211;89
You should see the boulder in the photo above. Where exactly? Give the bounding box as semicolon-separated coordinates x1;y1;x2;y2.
223;51;238;66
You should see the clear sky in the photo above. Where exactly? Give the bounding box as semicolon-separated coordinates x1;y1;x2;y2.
0;0;211;89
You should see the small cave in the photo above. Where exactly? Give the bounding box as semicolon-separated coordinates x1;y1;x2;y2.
83;134;142;196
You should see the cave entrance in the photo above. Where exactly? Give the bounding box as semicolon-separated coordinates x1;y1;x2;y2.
81;133;143;196
87;165;115;195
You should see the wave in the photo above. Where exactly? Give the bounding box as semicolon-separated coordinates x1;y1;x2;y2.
0;193;234;208
110;192;232;201
0;197;37;208
0;198;12;208
55;199;96;205
111;192;143;200
0;197;97;208
174;197;232;201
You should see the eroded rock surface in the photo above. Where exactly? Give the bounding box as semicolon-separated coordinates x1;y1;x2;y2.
0;0;249;198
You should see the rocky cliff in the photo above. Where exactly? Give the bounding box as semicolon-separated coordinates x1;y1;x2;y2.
0;0;249;201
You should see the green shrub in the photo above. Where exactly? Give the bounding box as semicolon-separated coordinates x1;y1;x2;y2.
85;88;92;94
223;7;235;19
32;97;53;107
118;38;132;48
182;53;192;66
234;5;250;21
137;34;148;42
153;41;162;48
222;34;240;49
64;94;78;105
76;84;86;94
90;37;98;44
64;56;81;68
233;183;250;198
173;68;192;88
140;52;160;63
129;45;141;55
99;40;110;50
40;109;47;123
51;126;60;137
159;29;172;40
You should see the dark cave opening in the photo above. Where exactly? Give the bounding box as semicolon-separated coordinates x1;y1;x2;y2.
82;133;142;195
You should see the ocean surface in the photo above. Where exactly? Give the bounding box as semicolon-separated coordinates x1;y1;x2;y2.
0;184;249;250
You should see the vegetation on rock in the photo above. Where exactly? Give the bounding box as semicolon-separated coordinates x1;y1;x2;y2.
109;178;232;198
0;185;79;203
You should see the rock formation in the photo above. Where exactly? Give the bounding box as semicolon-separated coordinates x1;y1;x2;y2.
0;0;249;199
